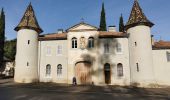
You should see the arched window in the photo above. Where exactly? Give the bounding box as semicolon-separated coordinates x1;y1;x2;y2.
57;64;62;75
116;43;122;53
46;64;51;77
88;37;94;48
104;63;110;71
72;37;77;48
117;63;123;77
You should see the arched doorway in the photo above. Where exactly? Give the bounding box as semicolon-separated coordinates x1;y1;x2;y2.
75;61;92;84
104;63;111;84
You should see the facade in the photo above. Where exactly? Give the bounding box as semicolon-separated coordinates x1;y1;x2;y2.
14;1;170;87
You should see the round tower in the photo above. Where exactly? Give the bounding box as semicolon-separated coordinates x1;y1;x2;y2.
126;0;155;86
14;3;43;83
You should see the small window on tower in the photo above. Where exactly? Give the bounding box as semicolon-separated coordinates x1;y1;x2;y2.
28;40;30;44
135;42;137;46
136;63;139;72
27;62;29;66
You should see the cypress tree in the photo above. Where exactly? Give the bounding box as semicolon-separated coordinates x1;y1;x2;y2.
0;8;5;68
119;14;125;32
99;3;107;31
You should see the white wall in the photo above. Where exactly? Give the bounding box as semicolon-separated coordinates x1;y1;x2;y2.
127;25;155;86
153;50;170;86
39;40;68;83
14;29;38;83
98;38;130;86
67;30;99;84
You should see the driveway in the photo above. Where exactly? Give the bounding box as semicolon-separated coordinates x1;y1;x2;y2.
0;78;170;100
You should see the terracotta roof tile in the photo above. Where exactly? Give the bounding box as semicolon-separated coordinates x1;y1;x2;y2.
153;40;170;49
99;31;127;38
39;33;67;41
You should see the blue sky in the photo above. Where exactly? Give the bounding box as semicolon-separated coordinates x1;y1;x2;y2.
0;0;170;41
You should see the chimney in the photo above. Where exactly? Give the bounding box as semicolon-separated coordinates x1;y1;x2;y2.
58;29;63;34
108;26;116;32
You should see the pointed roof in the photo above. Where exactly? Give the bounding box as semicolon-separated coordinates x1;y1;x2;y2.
14;3;43;33
125;0;154;30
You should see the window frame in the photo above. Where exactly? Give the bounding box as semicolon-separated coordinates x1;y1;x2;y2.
88;37;94;49
116;43;123;54
72;37;77;49
46;64;51;77
117;63;123;77
46;46;52;56
57;64;62;76
57;45;63;55
167;52;170;62
104;41;110;54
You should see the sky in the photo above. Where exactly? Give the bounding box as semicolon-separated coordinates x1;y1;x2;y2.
0;0;170;41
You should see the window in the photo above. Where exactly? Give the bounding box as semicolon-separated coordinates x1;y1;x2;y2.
136;63;139;72
46;46;51;55
57;45;62;55
46;64;51;77
117;63;123;77
27;62;29;66
167;52;170;62
104;42;109;53
88;37;94;48
135;42;137;46
116;43;122;53
72;37;77;48
28;40;30;44
57;64;62;75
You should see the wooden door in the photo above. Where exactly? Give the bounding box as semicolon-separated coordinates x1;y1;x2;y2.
75;62;91;84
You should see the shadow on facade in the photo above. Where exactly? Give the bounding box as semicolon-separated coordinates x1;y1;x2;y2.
79;36;118;85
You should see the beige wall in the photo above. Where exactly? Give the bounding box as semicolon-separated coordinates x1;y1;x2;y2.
67;30;99;84
153;50;170;86
127;25;155;86
15;29;39;83
39;40;68;83
98;38;130;86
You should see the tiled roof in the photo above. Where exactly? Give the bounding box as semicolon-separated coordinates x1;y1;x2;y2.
14;3;43;33
153;40;170;49
125;0;154;30
39;33;67;41
99;31;127;38
39;31;127;41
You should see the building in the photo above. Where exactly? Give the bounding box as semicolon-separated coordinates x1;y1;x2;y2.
14;1;170;87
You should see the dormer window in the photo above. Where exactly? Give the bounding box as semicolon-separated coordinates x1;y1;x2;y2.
72;37;77;48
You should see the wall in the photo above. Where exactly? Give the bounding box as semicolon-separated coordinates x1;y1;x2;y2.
153;49;170;86
98;38;130;86
67;30;99;84
39;40;68;83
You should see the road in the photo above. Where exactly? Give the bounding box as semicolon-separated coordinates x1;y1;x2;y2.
0;79;170;100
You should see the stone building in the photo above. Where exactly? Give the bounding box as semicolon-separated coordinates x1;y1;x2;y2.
14;1;170;87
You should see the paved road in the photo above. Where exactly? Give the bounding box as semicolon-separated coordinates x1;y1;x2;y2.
0;79;170;100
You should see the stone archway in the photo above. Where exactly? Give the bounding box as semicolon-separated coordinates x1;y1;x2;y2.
75;61;92;84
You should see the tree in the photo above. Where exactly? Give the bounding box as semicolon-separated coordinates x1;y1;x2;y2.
119;14;125;32
4;39;16;61
0;8;5;67
99;3;107;31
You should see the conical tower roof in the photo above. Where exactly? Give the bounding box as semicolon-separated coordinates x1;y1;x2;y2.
14;3;43;33
125;0;154;30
